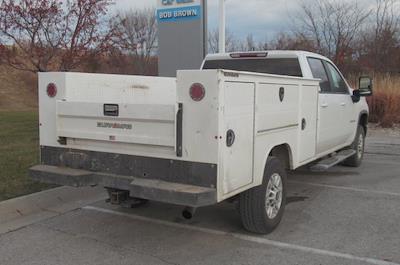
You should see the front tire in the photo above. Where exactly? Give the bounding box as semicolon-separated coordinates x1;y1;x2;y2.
239;157;287;234
343;125;366;167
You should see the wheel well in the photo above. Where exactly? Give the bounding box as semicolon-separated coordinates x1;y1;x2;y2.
269;144;292;170
359;113;368;134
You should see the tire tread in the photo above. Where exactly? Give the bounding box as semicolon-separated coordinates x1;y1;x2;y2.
239;157;286;234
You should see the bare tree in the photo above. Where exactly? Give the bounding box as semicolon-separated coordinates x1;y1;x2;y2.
0;0;115;72
113;8;157;75
267;33;317;51
294;0;370;69
361;0;400;72
59;0;116;71
208;28;242;53
244;34;257;51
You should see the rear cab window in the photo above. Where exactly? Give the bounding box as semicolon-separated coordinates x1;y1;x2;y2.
202;58;303;77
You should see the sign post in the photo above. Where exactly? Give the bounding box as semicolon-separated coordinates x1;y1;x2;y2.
157;0;207;77
219;0;225;53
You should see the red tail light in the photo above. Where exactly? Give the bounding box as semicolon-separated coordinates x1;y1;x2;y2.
46;83;57;98
189;83;205;101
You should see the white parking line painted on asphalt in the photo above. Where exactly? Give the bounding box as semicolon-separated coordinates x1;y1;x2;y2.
83;206;400;265
288;181;400;197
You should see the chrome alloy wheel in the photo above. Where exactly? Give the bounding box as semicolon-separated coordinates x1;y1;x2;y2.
265;173;283;219
357;133;365;159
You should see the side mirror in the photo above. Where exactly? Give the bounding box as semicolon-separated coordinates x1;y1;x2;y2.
358;76;373;97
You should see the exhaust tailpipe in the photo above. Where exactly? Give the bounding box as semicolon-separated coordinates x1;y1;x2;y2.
182;207;197;220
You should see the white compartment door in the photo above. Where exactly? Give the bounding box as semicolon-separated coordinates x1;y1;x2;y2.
298;84;318;162
56;101;176;147
222;82;255;195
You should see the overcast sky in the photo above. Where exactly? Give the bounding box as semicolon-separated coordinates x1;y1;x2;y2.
114;0;296;41
113;0;390;41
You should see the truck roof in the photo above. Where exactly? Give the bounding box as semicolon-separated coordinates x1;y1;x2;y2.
204;50;329;61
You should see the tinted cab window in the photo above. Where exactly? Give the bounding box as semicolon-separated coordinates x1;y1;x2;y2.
202;58;303;77
308;58;349;94
325;63;348;94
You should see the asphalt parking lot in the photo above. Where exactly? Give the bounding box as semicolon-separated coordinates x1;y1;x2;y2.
0;132;399;265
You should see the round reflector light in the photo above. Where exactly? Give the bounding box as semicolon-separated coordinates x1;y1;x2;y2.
47;83;57;98
189;83;205;101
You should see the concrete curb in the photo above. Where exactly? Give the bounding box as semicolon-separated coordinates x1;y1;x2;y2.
0;186;107;235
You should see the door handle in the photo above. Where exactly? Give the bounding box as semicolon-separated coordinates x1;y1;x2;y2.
340;102;346;106
226;130;235;147
301;118;307;130
321;103;328;108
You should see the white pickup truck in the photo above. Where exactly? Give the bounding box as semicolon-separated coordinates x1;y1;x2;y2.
30;51;373;234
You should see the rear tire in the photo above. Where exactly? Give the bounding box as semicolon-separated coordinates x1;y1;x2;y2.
343;125;366;167
239;157;287;234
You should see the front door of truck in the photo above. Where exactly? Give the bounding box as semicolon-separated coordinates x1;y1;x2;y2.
324;62;356;145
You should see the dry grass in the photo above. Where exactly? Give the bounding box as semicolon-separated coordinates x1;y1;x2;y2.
367;74;400;128
0;65;38;111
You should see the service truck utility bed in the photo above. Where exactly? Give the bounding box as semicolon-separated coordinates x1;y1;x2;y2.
29;50;371;234
30;70;319;207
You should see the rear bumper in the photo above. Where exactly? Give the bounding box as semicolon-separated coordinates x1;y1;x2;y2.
29;165;217;207
40;146;217;188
